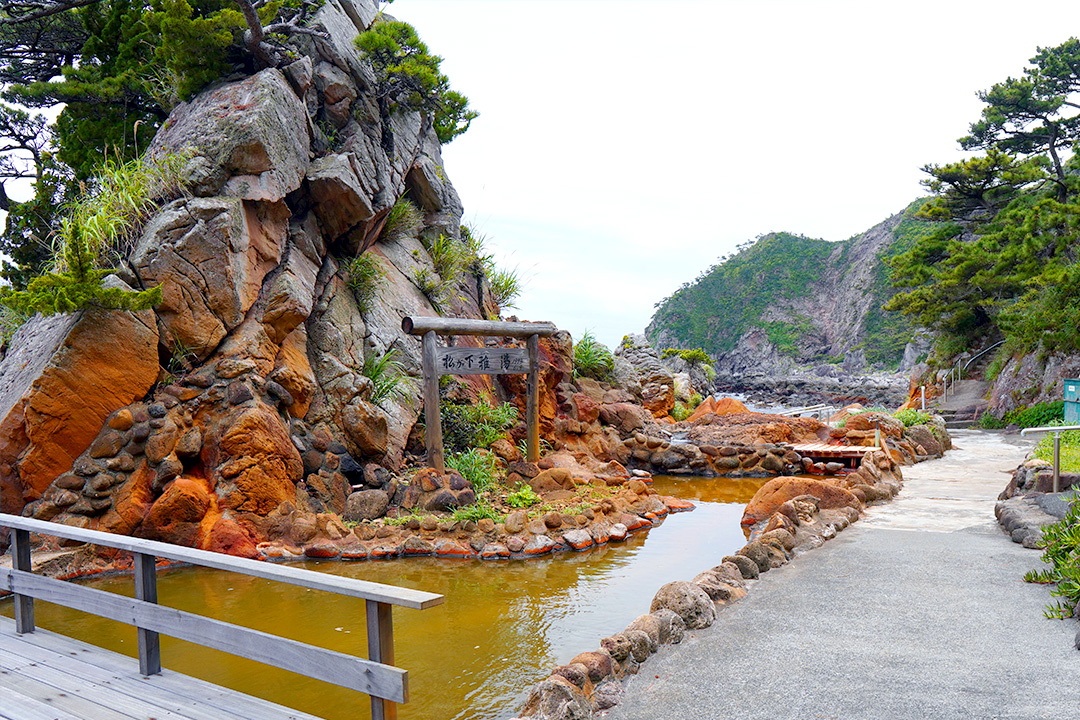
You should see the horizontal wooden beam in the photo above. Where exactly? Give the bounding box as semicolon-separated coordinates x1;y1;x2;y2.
0;567;408;703
401;316;556;338
0;514;442;610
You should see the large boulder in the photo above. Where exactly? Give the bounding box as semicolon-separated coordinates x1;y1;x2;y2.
614;334;675;418
130;197;287;360
742;476;862;526
0;307;159;514
650;580;716;629
149;68;310;201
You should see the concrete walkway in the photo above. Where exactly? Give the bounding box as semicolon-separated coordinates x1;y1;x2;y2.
606;430;1080;720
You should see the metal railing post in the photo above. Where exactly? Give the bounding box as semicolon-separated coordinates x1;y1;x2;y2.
12;528;34;634
920;386;926;411
133;551;162;675
1054;432;1062;493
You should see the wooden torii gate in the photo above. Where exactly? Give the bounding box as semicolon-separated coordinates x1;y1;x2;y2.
401;316;556;473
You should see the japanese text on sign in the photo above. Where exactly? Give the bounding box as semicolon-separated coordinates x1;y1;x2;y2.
436;347;529;376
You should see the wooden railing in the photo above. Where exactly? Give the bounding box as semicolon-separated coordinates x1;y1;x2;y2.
0;513;443;720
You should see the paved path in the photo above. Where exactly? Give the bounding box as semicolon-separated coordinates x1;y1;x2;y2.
606;430;1080;720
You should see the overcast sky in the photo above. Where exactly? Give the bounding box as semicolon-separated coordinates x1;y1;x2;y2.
389;0;1080;348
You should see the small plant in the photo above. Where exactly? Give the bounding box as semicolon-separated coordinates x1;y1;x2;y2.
488;267;522;309
516;436;553;460
446;448;500;491
671;401;692;421
344;253;384;314
165;338;198;377
1003;401;1064;429
383;512;425;526
362;347;414;405
412;266;446;312
892;408;933;427
461;224;495;276
442;395;518;452
573;330;615;382
425;232;464;282
0;306;29;349
1033;429;1080;473
662;347;711;365
506;484;541;508
381;197;423;241
451;500;503;525
1025;501;1080;618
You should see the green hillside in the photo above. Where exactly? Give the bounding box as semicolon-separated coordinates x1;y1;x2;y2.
647;201;930;369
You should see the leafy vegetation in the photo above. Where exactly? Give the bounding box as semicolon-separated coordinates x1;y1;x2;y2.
979;400;1064;429
1024;500;1080;618
381;197;423;241
886;38;1080;358
573;330;615;382
361;347;414;406
446;448;499;491
892;408;933;427
450;500;502;525
506;484;541;508
355;17;476;149
440;394;518;453
344;253;384;314
1033;429;1080;473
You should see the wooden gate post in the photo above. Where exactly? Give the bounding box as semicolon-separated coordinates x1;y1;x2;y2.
420;330;444;474
402;317;556;473
526;334;540;463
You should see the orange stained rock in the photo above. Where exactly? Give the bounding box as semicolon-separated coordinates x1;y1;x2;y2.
742;476;861;526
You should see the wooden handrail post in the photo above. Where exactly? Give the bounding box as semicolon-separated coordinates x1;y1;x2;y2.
133;551;162;676
526;334;540;463
12;528;34;634
420;330;444;474
367;600;398;720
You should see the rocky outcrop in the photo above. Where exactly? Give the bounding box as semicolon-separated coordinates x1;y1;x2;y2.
613;335;675;418
985;350;1080;418
0;306;158;513
0;0;492;551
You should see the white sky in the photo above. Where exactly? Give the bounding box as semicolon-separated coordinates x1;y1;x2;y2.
390;0;1080;348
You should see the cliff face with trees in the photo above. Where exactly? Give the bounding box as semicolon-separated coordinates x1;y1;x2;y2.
0;0;506;551
886;37;1080;417
646;201;933;379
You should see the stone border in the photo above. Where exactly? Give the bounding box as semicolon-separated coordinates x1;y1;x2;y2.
512;456;906;720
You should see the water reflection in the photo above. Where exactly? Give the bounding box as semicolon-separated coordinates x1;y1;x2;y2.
1;474;766;720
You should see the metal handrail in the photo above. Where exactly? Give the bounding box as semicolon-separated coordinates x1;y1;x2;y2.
1020;425;1080;493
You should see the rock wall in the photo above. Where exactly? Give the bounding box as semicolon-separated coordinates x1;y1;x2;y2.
0;0;491;550
985;350;1080;417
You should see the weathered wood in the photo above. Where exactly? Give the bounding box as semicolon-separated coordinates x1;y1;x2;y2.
436;346;528;376
11;527;34;634
0;567;409;704
1;618;325;720
0;514;443;610
402;316;555;338
526;334;540;463
421;330;445;474
367;600;398;720
133;552;161;676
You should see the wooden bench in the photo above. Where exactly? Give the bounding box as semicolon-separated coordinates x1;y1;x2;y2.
1;513;443;720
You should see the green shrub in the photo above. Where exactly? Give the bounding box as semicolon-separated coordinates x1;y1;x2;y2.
446;448;499;491
362;348;414;406
1033;429;1080;473
671;401;692;421
1024;500;1080;618
506;484;541;508
893;408;933;427
382;197;423;241
344;253;384;314
451;500;503;524
573;330;615;382
356;19;477;145
488;267;522;309
662;347;711;365
441;397;519;453
1002;401;1064;428
412;266;446;312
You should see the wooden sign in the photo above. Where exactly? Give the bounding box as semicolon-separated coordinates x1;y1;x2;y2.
437;347;529;376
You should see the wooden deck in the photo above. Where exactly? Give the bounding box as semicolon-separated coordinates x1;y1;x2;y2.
0;616;323;720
